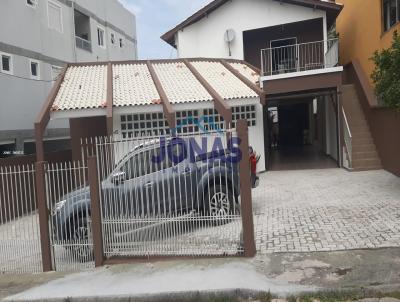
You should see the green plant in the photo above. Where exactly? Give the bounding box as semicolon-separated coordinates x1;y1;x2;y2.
257;290;273;302
287;295;297;302
371;31;400;110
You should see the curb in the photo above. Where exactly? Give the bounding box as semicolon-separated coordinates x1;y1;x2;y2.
5;283;400;302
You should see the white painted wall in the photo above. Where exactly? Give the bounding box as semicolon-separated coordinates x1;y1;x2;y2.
324;96;338;161
176;0;327;59
112;98;266;172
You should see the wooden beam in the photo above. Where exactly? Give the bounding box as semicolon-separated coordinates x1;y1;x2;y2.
35;64;68;162
146;61;176;128
106;63;113;136
183;59;232;124
219;59;267;105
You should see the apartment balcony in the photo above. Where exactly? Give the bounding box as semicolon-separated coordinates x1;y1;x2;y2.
260;39;341;80
75;36;92;52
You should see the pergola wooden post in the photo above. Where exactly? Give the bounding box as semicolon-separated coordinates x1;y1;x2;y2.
106;63;114;137
35;65;68;162
183;59;232;128
147;61;176;129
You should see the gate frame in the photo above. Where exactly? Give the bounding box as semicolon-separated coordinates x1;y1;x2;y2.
237;120;257;257
35;161;53;272
87;156;105;267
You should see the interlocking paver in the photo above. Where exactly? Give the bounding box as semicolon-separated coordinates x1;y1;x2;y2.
253;168;400;254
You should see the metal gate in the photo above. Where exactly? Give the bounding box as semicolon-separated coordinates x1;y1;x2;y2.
93;129;245;259
45;162;94;271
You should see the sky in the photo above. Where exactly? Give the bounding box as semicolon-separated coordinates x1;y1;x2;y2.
118;0;212;59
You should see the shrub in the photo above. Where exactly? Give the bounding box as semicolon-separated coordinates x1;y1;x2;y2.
371;31;400;110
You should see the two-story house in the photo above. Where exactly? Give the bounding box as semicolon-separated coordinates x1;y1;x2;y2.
0;0;137;157
161;0;347;172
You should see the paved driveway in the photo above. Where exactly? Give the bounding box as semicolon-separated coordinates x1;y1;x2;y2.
253;169;400;254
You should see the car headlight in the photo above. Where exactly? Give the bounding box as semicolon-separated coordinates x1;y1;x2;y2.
52;199;67;215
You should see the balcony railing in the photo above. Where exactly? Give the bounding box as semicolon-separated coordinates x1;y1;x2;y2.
260;39;339;77
75;36;92;52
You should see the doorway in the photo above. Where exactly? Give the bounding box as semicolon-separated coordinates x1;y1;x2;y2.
270;37;298;74
264;97;339;171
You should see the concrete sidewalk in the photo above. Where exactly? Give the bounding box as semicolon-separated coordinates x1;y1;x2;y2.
3;248;400;302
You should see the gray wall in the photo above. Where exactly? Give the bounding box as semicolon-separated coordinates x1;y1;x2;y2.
0;0;137;152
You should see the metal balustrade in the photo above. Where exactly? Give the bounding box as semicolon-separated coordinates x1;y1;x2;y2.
75;36;92;52
342;108;353;169
260;39;339;76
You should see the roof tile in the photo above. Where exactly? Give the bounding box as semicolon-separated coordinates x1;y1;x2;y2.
153;62;212;104
52;59;261;112
189;60;258;100
53;65;107;111
113;63;160;107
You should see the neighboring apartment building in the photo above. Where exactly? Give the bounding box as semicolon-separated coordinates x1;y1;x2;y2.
336;0;400;177
162;0;348;172
0;0;137;156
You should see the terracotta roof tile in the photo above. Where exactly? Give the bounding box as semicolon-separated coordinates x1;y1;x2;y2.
51;59;261;112
113;63;160;107
53;65;107;111
153;61;212;104
189;60;258;100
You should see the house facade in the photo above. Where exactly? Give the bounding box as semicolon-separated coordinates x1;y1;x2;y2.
0;0;137;157
162;0;349;172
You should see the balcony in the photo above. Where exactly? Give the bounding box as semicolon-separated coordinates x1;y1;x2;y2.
260;39;340;78
75;36;92;52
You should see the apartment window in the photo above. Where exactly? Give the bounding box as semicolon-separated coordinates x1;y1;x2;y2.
97;27;105;47
51;65;63;81
48;1;63;33
111;33;115;44
1;53;13;75
383;0;400;31
119;38;123;48
30;60;40;79
27;0;37;8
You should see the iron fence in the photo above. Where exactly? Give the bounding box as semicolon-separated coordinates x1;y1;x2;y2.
0;120;255;273
0;165;42;274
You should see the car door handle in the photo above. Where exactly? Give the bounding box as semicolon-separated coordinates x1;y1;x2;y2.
144;181;154;188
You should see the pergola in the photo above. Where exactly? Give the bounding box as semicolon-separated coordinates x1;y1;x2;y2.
35;58;266;162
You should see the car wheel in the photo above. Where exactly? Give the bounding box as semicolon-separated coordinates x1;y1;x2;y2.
71;217;93;262
205;184;239;219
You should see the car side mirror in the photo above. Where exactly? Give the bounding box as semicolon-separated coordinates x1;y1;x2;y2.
111;171;126;185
